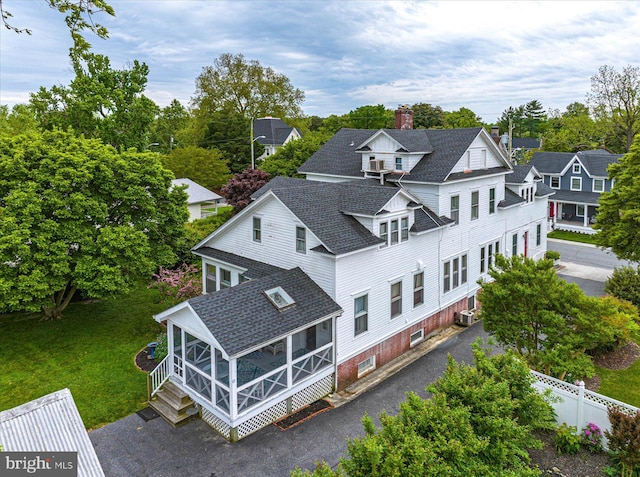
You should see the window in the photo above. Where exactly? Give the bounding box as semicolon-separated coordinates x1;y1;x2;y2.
220;268;231;289
413;272;424;307
296;226;306;253
253;216;261;242
512;233;518;256
443;254;467;293
489;188;495;214
480;241;499;274
401;217;409;242
488;243;493;268
536;223;541;246
390;219;399;245
358;355;376;377
354;295;368;336
577;204;585;217
380;222;388;247
471;191;479;220
467;295;475;310
495;240;500;256
550;176;560;189
395;157;402;170
480;247;486;273
443;261;451;293
571;177;582;191
390;281;402;318
451;195;460;225
593;179;604;193
482;149;487;168
205;263;217;293
410;329;424;347
573;163;581;174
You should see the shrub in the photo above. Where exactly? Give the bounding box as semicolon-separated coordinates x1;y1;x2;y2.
154;332;168;362
581;422;604;453
606;407;640;477
606;265;640;311
545;250;561;261
148;263;202;305
554;423;581;454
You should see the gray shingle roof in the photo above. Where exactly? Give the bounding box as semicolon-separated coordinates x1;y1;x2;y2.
536;182;555;197
530;150;621;177
253;117;298;146
512;138;540;150
193;247;285;279
411;207;452;232
498;188;526;209
188;268;341;357
548;189;602;206
447;166;511;182
507;165;535;184
299;127;486;183
529;152;575;174
576;151;622;177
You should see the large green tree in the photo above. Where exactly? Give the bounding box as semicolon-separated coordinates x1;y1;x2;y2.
0;129;188;319
411;102;446;129
161;146;231;192
595;134;640;260
444;107;484;129
479;254;636;379
149;99;190;154
346;104;394;129
588;65;640;152
0;104;39;136
542;102;602;152
29;52;157;151
192;53;305;120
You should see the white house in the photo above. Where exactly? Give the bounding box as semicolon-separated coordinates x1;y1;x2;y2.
253;117;302;161
171;178;222;221
151;113;553;440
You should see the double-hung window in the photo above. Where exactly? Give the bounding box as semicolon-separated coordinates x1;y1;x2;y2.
354;295;368;336
205;264;217;293
296;226;306;253
443;262;451;293
390;219;399;245
220;268;231;289
451;195;459;225
489;188;495;214
550;176;560;189
253;217;261;242
443;254;467;293
512;233;518;256
571;177;582;191
536;223;542;246
390;281;402;318
471;191;479;220
380;222;388;247
413;272;424;307
395;157;402;171
401;217;409;242
593;179;604;193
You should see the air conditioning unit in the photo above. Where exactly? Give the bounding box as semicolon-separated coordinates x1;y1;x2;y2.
369;159;385;171
457;310;475;327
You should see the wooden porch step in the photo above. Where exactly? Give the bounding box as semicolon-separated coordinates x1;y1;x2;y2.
148;382;196;427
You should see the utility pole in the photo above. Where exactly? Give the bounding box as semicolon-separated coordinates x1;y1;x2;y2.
250;118;255;170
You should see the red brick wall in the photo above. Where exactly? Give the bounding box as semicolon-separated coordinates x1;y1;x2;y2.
336;297;468;390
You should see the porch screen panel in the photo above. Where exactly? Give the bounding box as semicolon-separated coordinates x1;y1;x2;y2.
185;332;212;375
215;349;229;386
292;319;332;359
172;324;183;377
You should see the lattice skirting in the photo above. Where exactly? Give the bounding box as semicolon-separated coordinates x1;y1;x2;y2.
200;374;335;441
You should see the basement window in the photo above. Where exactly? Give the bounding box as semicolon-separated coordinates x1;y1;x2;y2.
357;355;376;378
410;329;424;347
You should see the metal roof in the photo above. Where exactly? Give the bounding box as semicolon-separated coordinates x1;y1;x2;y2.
0;388;105;477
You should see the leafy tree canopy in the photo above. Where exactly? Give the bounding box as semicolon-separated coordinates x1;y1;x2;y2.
0;129;188;319
411;102;446;129
0;104;39;136
497;100;547;138
260;130;331;178
148;99;190;154
443;107;484;129
192;52;305;120
345;104;394;129
161;145;231;192
221;168;270;213
30;52;157;151
542;103;603;152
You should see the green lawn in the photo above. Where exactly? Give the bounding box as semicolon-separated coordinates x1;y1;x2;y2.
596;342;640;408
547;230;599;245
0;283;166;430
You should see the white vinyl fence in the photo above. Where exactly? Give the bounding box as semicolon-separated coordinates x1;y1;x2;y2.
531;370;639;449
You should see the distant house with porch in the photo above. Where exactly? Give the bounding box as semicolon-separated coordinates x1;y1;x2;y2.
172;178;222;222
150;108;551;441
529;150;622;233
253;117;302;161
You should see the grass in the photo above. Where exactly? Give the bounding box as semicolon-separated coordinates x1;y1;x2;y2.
0;282;166;430
548;230;599;245
596;341;640;408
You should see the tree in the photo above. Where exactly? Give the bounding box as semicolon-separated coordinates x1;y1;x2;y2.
161;146;231;192
605;265;640;310
149;99;190;154
588;65;640;152
522;100;547;137
542;103;602;152
192;53;305;120
478;254;635;379
0;129;188;319
443;107;484;129
1;0;114;52
260;130;331;178
595;134;640;260
0;104;38;136
30;52;158;151
411;102;446;129
221;168;270;213
346;104;393;129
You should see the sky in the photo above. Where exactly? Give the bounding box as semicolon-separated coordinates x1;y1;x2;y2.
1;1;640;123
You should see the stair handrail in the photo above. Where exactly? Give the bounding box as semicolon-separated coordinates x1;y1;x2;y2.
147;355;171;399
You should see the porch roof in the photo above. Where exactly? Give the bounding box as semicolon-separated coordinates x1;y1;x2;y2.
187;267;342;357
193;247;285;279
549;189;601;206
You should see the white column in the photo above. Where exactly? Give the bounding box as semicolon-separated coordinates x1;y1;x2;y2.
583;205;588;227
230;358;238;420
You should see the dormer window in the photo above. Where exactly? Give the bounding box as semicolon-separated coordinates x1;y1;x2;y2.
265;287;295;309
573;163;581;174
395;157;402;171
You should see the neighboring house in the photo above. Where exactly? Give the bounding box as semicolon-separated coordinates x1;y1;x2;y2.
253;117;302;161
0;389;105;477
511;137;541;163
151;110;552;441
172;178;222;221
530;150;621;233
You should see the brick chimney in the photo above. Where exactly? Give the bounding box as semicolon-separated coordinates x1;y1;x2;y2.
491;125;500;137
395;105;414;130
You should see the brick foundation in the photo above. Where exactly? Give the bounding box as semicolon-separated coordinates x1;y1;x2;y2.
337;297;469;390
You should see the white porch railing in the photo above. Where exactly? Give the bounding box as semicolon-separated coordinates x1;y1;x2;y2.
147;355;171;398
292;345;333;384
237;368;287;413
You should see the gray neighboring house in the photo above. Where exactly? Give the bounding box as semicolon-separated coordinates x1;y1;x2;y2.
172;178;222;222
529;150;622;233
253;117;302;161
0;388;105;477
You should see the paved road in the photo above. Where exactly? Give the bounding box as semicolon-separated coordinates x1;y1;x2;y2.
90;324;490;477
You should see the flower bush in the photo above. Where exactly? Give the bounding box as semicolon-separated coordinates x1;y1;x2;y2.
581;422;604;453
148;263;202;304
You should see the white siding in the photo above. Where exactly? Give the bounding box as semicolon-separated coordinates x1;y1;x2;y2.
450;134;505;174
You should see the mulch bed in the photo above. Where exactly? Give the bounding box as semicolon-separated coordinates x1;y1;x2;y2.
274;400;333;431
592;341;640;371
135;347;159;373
